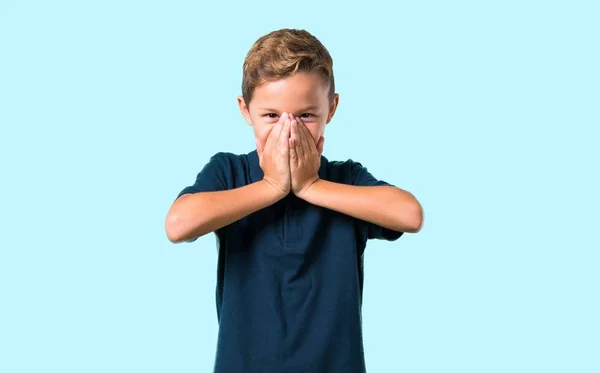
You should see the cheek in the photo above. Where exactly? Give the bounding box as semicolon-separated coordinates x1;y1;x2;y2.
305;123;324;142
253;122;275;147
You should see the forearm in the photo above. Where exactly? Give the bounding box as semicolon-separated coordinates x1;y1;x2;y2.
165;180;285;243
300;180;423;233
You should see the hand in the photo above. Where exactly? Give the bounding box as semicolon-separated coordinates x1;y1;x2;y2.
289;115;324;198
255;112;291;196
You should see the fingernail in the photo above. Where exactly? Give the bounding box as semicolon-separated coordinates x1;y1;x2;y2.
282;112;287;119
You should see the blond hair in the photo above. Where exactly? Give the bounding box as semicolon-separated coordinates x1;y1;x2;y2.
241;28;335;106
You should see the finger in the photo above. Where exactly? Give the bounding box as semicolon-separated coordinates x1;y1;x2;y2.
289;118;297;161
265;115;285;152
306;124;319;155
297;119;313;157
289;136;298;169
278;116;290;156
301;119;317;150
292;119;305;160
290;114;297;143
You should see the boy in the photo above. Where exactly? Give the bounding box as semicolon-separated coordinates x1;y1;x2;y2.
165;28;423;373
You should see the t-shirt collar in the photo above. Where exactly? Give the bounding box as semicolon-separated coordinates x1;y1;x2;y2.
246;149;329;184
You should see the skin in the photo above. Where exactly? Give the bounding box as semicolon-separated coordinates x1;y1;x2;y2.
165;71;423;243
238;71;337;157
238;70;423;231
238;71;336;195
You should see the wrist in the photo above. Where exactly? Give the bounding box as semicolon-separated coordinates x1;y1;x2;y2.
295;177;321;201
260;178;289;201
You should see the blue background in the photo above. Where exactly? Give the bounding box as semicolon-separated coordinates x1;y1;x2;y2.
1;1;598;372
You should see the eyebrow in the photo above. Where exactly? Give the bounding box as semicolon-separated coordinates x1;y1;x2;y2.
259;106;320;112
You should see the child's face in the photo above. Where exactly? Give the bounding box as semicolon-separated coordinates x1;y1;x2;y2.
238;71;339;151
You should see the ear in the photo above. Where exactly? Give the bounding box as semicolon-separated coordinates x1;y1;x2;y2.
325;93;339;124
237;95;253;126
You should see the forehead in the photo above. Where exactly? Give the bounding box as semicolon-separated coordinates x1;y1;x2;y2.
251;72;328;110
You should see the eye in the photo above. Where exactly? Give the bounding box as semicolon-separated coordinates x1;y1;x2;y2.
300;113;314;119
265;113;278;119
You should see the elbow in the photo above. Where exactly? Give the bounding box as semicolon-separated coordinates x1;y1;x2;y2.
165;195;198;243
165;211;208;243
401;201;424;233
412;203;424;233
391;188;423;233
409;214;423;233
165;213;184;243
165;212;200;243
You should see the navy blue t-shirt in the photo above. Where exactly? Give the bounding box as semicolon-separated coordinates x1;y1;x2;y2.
176;150;403;373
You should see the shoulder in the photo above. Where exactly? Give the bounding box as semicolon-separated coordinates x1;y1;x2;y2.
188;150;246;182
204;150;260;187
325;156;391;187
325;157;371;184
206;151;240;163
202;151;249;170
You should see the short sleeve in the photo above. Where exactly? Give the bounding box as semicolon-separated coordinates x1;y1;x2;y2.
173;153;231;242
350;160;404;241
176;152;230;200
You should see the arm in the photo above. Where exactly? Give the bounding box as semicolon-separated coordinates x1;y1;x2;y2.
288;116;423;234
166;115;292;244
165;180;285;243
298;180;423;233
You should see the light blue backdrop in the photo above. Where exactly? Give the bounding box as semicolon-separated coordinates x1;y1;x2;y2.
1;1;598;372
